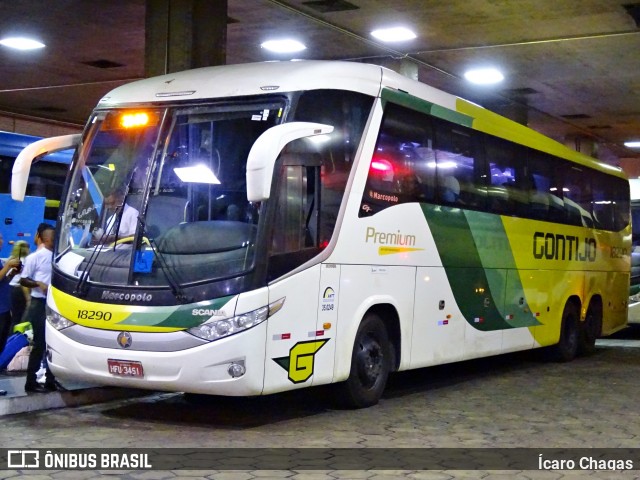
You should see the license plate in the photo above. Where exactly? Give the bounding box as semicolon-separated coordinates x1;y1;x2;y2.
107;359;144;378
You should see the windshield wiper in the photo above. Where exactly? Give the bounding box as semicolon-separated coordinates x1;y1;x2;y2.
55;244;72;262
136;216;190;303
73;205;122;297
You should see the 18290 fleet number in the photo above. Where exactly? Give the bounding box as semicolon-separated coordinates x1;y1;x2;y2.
77;310;112;321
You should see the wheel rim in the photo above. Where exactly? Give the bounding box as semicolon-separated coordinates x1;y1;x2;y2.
355;334;383;389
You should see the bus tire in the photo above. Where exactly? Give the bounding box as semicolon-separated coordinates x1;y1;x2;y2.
579;300;602;356
548;301;579;362
338;313;391;409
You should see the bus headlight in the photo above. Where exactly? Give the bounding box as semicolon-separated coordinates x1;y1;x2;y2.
188;297;285;341
46;305;76;330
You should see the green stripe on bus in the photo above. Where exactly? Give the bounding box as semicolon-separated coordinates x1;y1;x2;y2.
155;295;235;328
114;295;235;329
465;211;542;328
421;204;541;330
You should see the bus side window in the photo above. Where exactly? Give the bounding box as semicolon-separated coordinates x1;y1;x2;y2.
592;172;616;231
294;89;371;232
484;136;520;215
527;151;561;222
560;164;594;228
360;102;435;217
433;120;485;210
268;159;321;281
488;143;534;218
271;164;309;254
613;180;630;231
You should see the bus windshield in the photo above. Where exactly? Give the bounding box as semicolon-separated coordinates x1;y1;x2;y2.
56;100;284;287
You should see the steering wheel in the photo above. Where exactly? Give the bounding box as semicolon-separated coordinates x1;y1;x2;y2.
108;236;150;248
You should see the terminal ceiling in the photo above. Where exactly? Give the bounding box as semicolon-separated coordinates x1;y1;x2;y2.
0;0;639;161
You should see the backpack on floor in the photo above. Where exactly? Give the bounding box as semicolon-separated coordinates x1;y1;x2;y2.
0;333;29;370
6;345;31;371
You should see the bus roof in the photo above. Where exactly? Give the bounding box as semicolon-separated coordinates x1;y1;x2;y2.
98;61;386;105
98;60;625;180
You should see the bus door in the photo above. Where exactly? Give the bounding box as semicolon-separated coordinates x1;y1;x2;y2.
263;152;330;393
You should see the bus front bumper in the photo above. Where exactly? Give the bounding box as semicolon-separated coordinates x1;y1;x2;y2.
45;322;267;396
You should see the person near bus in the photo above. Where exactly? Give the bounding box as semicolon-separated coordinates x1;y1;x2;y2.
93;188;139;244
20;223;57;393
8;240;30;327
0;232;22;353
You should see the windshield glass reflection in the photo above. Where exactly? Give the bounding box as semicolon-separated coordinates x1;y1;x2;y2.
56;102;283;288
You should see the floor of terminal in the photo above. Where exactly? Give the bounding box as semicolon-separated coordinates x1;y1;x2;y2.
0;327;637;418
0;370;148;416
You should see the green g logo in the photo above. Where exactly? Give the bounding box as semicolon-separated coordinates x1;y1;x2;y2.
273;339;329;384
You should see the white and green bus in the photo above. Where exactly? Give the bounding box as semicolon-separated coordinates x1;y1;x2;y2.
13;61;630;407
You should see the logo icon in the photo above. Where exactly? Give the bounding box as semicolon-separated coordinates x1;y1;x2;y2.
322;287;335;301
116;332;132;349
273;339;329;384
8;450;39;468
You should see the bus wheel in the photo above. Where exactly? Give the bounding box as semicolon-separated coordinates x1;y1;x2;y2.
338;313;391;409
579;300;602;356
548;301;579;362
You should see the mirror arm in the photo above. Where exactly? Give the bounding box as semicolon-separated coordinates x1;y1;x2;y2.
246;122;333;202
11;134;81;201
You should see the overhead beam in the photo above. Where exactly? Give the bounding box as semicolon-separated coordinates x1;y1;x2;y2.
145;0;228;77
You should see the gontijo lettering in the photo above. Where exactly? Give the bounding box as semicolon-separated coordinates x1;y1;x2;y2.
533;232;596;262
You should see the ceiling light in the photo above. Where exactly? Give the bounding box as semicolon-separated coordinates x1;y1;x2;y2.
261;39;306;53
0;37;45;50
625;141;640;148
464;68;505;85
370;27;417;42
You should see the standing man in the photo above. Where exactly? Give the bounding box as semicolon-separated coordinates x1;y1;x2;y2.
0;232;21;352
21;223;57;393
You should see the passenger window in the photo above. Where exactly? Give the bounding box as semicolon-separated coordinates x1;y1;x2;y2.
357;98;626;232
360;103;435;216
560;164;593;227
527;152;563;222
614;180;630;231
593;175;619;230
485;137;518;215
295;90;372;235
434;120;485;210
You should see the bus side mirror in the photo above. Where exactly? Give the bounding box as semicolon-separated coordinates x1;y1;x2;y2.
246;122;333;202
11;134;81;201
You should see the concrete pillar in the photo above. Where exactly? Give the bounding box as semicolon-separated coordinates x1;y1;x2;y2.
145;0;227;77
564;135;597;158
367;58;419;81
